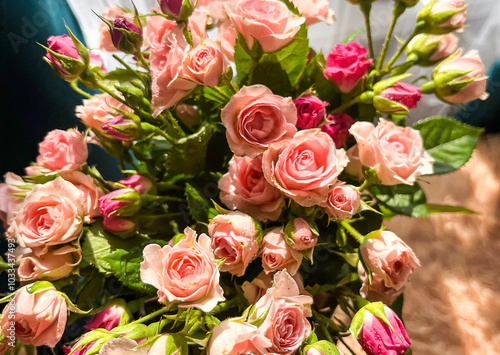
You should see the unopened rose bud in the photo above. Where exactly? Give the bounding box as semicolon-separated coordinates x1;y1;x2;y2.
118;175;153;195
285;218;318;251
373;81;422;113
304;340;344;355
98;188;142;218
293;96;329;129
102;115;140;141
322;182;360;220
44;34;87;81
103;215;137;237
321;113;355;149
160;0;197;21
406;33;459;66
417;0;467;34
111;17;143;54
84;302;131;331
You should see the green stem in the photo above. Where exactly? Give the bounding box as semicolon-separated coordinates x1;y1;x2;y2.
376;3;406;72
358;179;370;192
339;337;357;355
82;166;114;192
229;81;239;94
209;297;242;314
360;1;375;59
209;86;231;101
330;96;361;115
340;220;365;244
136;52;150;71
384;22;424;72
96;82;128;106
69;81;92;98
129;308;168;325
113;54;145;81
163;109;186;138
154;127;176;144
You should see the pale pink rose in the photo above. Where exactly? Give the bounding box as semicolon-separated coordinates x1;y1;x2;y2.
358;263;403;305
151;25;197;117
434;49;488;104
84;304;126;331
0;285;67;347
430;0;466;31
290;218;317;251
89;52;107;72
13;177;84;256
344;145;363;179
349;119;434;185
0;172;27;228
99;7;134;52
292;0;335;26
0;341;9;355
207;319;272;355
261;228;303;275
322;183;360;220
217;20;236;61
17;245;81;281
242;270;307;304
408;33;459;63
118;175;153;195
429;33;459;61
61;171;103;223
218;155;284;222
99;338;148;355
189;9;209;47
36;129;88;172
360;230;420;291
182;39;228;86
262;129;348;207
224;0;305;52
197;0;231;20
208;212;260;276
140;227;225;312
221;85;297;158
145;15;177;50
24;165;46;176
75;93;132;135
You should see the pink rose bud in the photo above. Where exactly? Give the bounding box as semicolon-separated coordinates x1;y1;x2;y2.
45;34;86;81
110;17;143;54
160;0;196;20
356;305;411;355
322;182;360;220
358;263;403;306
373;81;422;114
406;33;459;66
103;215;137;237
261;227;303;275
0;283;67;347
37;128;88;173
321;113;355;149
102;115;140;141
293;96;329;129
417;0;466;34
118;175;153;195
208;319;272;354
360;230;420;291
286;218;318;251
324;42;373;93
84;303;130;331
99;188;142;218
429;49;489;104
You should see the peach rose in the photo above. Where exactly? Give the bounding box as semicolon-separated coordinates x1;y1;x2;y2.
151;25;196;117
289;218;317;251
218;155;284;222
242;270;307;304
99;7;134;52
225;0;305;52
189;9;209;47
17;245;81;281
197;0;231;20
61;171;103;223
217;20;236;61
13;177;84;256
182;39;229;86
221;85;297;158
36;129;88;173
261;228;303;275
75;93;132;136
292;0;335;26
349;119;434;185
145;15;177;50
358;263;403;306
0;284;67;347
262;129;348;207
322;183;360;220
208;212;260;276
0;172;26;229
207;319;272;355
360;230;420;290
140;227;224;312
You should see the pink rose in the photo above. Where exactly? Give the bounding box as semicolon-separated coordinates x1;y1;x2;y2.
208;212;260;276
207;319;272;355
262;129;348;207
140;227;225;311
45;34;84;80
84;304;127;331
360;230;420;290
358;263;403;306
182;39;229;86
0;172;26;228
321;113;355;149
118;175;153;195
221;85;297;158
260;228;303;275
218;155;284;222
344;144;363;179
151;25;196;117
75;93;132;135
0;284;67;347
103;216;137;236
217;20;236;61
61;171;103;223
374;82;422;113
145;15;177;50
224;0;305;52
101;115;139;141
242;270;307;304
189;9;209;47
98;338;147;355
293;96;329;129
322;183;360;220
36;129;88;172
99;7;134;52
160;0;196;20
350;119;434;185
289;218;317;251
324;42;373;93
433;49;488;104
357;305;411;355
13;177;83;256
292;0;335;26
176;104;202;127
17;245;81;281
197;0;231;20
89;52;107;72
429;33;459;61
424;0;467;32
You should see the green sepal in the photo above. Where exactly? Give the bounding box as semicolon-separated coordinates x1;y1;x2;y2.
303;340;342;355
59;291;92;314
26;281;55;294
373;73;413;94
65;23;89;66
350;301;395;338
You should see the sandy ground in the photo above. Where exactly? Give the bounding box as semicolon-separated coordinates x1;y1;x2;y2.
338;134;500;355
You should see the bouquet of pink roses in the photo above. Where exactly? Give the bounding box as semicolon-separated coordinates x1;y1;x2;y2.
0;0;486;354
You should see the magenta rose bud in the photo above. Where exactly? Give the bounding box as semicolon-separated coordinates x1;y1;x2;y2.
118;175;153;195
293;96;329;129
374;81;422;114
102;115;140;141
84;303;130;331
99;188;142;218
45;34;86;81
111;17;143;54
160;0;197;20
321;113;355;149
356;305;411;355
324;42;373;93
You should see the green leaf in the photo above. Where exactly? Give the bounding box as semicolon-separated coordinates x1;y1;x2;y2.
413;116;483;175
274;25;309;86
164;334;189;355
251;53;291;95
185;183;211;223
369;183;427;218
349;308;365;338
234;38;253;84
342;27;365;44
427;204;478;214
99;68;138;92
133;135;174;161
304;340;341;355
